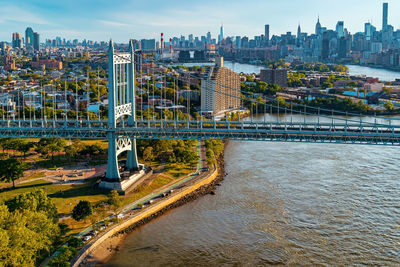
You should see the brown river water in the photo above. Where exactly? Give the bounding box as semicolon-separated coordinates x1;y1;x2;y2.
105;115;400;266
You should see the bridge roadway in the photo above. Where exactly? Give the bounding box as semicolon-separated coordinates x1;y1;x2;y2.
1;119;400;145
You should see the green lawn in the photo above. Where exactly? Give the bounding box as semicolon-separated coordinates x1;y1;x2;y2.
164;162;194;178
122;174;174;206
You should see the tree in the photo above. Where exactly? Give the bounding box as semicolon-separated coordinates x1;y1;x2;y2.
0;158;25;188
383;87;393;95
72;201;93;221
347;81;359;87
68;237;84;249
6;190;58;221
0;202;60;266
322;81;334;89
35;138;66;160
48;246;77;267
17;141;35;159
64;145;78;160
107;190;122;212
384;102;394;111
80;143;104;156
142;146;154;161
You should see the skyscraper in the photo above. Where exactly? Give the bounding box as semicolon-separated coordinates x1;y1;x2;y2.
265;24;270;46
33;32;40;51
338;37;347;59
336;21;344;38
218;24;224;43
315;17;322;35
297;24;302;47
364;22;376;41
321;31;330;60
25;27;34;48
382;3;388;31
206;32;211;44
12;33;22;49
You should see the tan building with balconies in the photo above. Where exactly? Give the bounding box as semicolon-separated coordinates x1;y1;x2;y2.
201;57;241;117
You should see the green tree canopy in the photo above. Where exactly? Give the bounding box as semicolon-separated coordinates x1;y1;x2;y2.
0;191;61;267
107;190;122;212
72;200;93;221
6;190;58;221
0;158;25;188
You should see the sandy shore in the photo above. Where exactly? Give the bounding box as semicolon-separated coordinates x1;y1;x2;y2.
80;234;125;266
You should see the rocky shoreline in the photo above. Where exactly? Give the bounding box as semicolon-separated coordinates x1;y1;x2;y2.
80;150;226;266
116;154;225;236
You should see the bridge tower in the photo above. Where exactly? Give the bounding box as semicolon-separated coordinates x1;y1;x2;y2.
99;40;144;193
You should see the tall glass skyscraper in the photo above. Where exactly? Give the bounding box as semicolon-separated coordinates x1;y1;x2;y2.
336;21;344;38
382;2;388;31
218;24;224;44
25;27;34;48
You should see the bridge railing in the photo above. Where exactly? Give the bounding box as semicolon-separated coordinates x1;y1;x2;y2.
1;118;400;133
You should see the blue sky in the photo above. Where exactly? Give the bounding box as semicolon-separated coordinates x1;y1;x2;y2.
0;0;399;42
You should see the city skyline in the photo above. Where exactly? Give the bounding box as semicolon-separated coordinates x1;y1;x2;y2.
0;0;399;42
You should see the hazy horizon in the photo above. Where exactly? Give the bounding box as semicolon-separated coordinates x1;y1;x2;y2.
0;0;397;42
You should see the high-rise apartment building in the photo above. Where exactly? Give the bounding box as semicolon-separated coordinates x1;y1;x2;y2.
201;57;241;117
382;3;388;31
12;33;22;49
260;68;288;88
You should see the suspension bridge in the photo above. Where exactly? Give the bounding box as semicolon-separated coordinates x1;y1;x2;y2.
1;40;399;191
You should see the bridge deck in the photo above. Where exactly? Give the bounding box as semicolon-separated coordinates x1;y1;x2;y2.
1;119;400;145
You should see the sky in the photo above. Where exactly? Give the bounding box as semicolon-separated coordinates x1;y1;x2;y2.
0;0;399;43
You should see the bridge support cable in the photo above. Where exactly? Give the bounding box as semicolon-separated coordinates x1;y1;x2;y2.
156;62;400;127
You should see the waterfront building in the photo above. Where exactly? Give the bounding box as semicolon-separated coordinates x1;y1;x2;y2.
260;68;288;88
201;57;241;117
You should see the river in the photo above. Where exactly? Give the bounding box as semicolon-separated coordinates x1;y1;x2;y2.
346;65;400;82
171;61;400;82
105;65;400;266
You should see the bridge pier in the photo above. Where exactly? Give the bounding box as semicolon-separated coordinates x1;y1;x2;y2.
126;139;139;170
105;132;120;180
